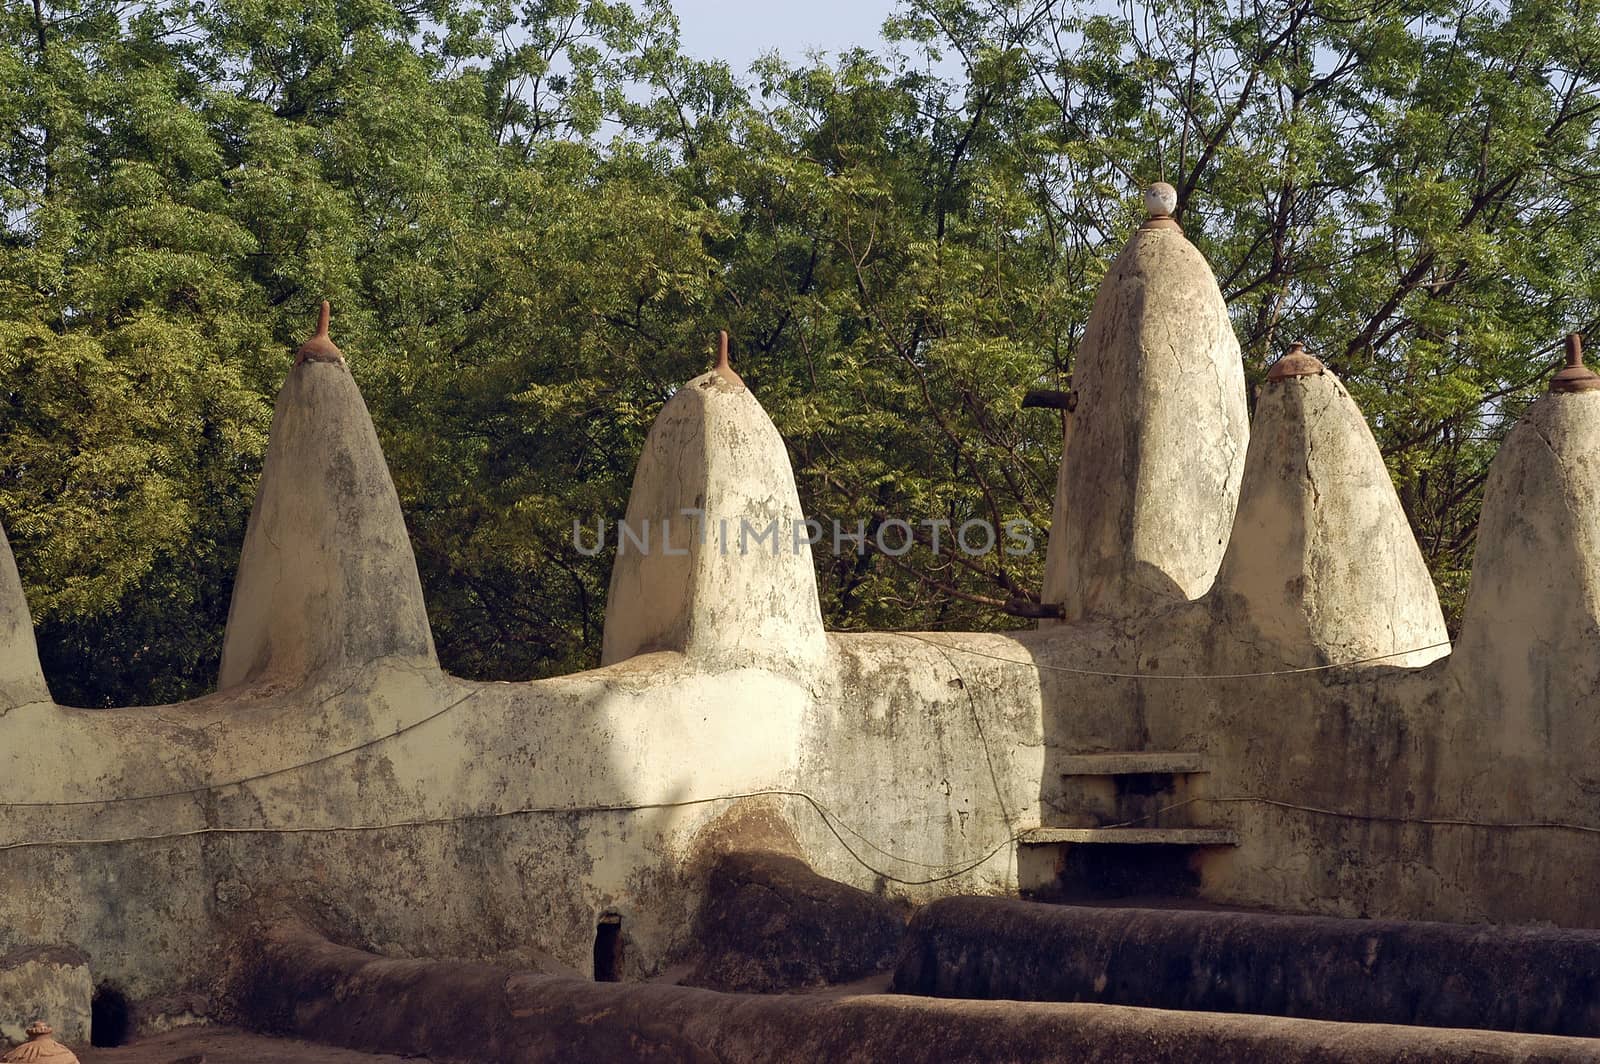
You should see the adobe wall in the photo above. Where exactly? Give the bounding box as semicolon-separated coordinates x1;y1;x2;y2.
4;193;1600;1012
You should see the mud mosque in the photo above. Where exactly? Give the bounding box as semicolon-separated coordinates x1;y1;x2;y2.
3;183;1600;1061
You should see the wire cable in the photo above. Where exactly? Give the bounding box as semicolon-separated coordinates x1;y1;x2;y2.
0;689;483;810
7;786;1600;896
0;786;1022;887
901;632;1453;680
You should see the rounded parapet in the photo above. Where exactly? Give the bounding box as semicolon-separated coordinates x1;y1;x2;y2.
219;303;437;690
1454;340;1600;754
1212;350;1447;667
602;334;826;673
0;520;50;711
1042;189;1249;623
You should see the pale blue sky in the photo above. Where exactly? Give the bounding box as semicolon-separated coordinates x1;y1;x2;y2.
668;0;902;71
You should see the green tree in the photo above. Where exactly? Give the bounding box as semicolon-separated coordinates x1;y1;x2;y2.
0;0;274;704
2;0;1597;705
894;0;1600;617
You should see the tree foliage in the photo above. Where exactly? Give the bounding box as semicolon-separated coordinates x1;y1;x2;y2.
1;0;1596;704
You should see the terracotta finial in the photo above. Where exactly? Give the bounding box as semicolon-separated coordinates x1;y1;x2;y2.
2;1022;79;1063
1549;333;1600;393
294;300;345;365
1267;341;1326;382
1140;181;1181;232
712;330;744;387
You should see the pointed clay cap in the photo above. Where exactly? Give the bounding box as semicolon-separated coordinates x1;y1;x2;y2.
1549;333;1600;393
1267;341;1325;382
1141;181;1181;231
712;330;744;387
294;301;345;365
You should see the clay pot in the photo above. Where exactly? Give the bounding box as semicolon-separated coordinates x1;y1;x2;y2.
2;1023;80;1063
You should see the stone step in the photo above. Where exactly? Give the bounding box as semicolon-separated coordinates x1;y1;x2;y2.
1017;827;1239;847
1058;752;1207;776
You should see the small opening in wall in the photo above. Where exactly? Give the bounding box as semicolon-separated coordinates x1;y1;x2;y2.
594;913;623;982
91;983;132;1047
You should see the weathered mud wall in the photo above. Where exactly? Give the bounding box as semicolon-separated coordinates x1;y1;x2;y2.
5;199;1600;1018
0;657;821;1001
